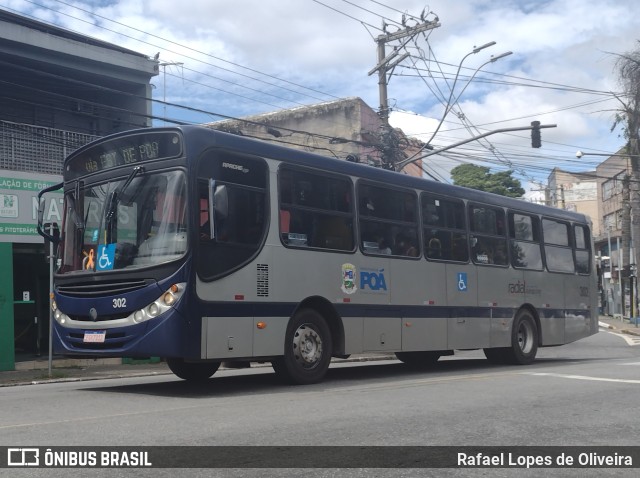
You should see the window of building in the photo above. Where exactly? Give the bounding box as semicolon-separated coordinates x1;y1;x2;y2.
601;172;625;201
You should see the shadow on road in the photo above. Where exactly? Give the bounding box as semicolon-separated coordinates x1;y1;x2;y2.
80;355;602;399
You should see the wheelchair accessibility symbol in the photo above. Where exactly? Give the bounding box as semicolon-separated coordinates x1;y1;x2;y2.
96;244;116;271
457;272;468;291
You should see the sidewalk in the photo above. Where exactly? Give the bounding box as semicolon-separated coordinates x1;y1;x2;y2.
598;314;640;336
1;316;638;387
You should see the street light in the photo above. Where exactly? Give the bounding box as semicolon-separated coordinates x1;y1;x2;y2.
398;46;513;169
576;150;640;159
423;42;508;146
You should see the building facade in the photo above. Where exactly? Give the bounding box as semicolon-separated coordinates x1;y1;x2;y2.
547;168;599;234
0;10;158;370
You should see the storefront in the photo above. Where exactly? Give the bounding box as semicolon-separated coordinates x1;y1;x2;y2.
0;170;62;371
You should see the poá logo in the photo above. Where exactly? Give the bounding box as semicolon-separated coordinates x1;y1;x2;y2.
341;263;357;295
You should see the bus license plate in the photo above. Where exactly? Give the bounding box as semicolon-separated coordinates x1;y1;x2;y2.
83;330;106;343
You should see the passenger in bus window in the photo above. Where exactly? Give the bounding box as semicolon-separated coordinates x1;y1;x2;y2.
427;235;442;259
377;236;392;254
394;233;418;257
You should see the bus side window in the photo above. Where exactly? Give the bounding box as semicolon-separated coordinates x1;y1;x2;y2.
574;224;591;274
279;166;353;251
543;218;575;273
421;194;467;263
469;204;508;266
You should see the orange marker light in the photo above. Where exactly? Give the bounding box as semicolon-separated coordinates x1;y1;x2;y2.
256;322;267;329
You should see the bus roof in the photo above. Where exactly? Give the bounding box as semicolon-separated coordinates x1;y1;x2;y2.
73;125;591;225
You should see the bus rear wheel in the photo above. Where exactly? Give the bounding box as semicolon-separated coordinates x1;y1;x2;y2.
484;310;538;365
395;351;441;368
272;309;332;385
167;358;220;381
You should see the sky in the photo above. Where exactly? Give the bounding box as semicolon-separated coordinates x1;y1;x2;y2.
4;0;639;196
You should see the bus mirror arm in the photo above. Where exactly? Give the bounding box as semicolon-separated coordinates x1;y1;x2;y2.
36;182;63;243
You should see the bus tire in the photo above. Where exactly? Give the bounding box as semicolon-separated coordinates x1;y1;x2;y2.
395;351;440;368
167;358;220;381
504;310;538;365
272;308;333;385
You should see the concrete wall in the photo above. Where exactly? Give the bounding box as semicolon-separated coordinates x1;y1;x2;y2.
548;168;600;235
207;97;424;177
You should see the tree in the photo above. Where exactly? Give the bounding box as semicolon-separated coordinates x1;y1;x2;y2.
612;41;640;314
450;164;525;198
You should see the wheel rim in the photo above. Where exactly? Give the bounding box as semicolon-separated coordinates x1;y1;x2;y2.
292;323;323;369
517;318;534;354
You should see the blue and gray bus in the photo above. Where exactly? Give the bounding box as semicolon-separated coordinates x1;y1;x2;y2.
37;125;598;384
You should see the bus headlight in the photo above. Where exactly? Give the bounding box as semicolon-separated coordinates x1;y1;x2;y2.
54;309;65;324
133;283;186;324
163;292;176;306
147;303;161;317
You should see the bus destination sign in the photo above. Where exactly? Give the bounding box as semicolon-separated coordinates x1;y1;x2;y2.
65;131;183;179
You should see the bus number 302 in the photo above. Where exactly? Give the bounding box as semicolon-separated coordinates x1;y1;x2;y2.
113;298;127;308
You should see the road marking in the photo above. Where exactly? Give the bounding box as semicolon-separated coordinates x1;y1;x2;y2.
339;371;522;393
600;329;640;346
527;372;640;384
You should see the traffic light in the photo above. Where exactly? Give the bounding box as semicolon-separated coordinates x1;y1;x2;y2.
531;121;541;148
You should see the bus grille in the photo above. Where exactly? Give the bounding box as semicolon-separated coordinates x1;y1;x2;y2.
56;279;153;298
257;264;269;297
68;312;130;322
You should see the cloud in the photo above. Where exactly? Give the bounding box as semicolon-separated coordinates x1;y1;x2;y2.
7;0;640;182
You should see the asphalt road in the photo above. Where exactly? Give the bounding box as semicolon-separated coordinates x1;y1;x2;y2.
1;327;639;477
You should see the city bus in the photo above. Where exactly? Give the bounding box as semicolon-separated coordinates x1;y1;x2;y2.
37;125;598;384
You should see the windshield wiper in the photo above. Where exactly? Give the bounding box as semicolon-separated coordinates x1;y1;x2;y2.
105;166;145;223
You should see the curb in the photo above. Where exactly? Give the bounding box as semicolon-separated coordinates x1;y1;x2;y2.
599;321;640;337
14;357;122;371
0;354;397;388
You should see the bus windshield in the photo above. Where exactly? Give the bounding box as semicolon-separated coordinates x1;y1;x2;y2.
59;169;187;273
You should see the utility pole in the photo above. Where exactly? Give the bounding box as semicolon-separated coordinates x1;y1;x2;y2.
368;17;440;167
159;61;184;125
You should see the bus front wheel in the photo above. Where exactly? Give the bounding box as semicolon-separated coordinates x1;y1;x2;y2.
272;309;333;385
167;358;220;381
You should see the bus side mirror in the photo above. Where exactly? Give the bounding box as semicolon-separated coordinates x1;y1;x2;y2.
36;182;63;244
208;180;228;240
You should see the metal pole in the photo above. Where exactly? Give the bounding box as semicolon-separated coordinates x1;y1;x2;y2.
618;236;623;320
48;228;53;377
608;228;613;316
